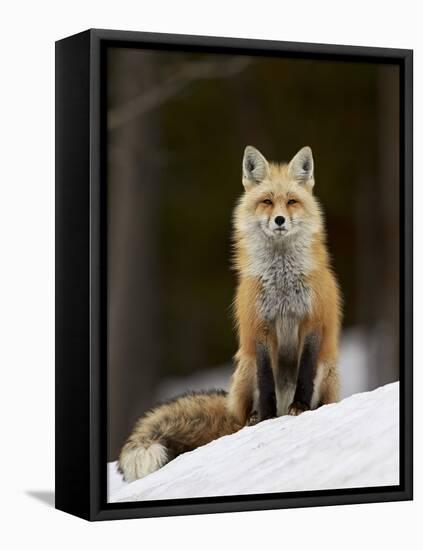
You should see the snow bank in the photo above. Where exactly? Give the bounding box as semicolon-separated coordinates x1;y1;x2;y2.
108;382;399;503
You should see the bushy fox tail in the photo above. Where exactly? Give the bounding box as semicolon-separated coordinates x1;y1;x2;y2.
118;389;242;482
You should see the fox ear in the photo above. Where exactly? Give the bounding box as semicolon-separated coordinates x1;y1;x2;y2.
288;146;314;188
242;146;270;190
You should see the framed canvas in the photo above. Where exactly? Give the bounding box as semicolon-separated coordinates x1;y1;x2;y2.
55;29;413;521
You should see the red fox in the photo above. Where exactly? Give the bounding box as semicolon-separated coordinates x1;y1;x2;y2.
228;145;341;424
118;146;341;482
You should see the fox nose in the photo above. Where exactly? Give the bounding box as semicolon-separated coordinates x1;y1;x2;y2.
274;216;285;227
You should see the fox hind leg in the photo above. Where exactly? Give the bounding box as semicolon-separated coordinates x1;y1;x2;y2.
227;352;256;425
318;363;340;405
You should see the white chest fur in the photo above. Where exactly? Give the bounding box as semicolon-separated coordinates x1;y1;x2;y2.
245;236;315;416
248;240;313;325
258;254;311;322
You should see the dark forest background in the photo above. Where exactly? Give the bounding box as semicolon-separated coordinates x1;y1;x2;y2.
107;47;399;461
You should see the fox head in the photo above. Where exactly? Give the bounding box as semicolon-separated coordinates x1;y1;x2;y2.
234;146;323;245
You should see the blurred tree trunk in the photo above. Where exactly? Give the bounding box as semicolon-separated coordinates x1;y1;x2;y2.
374;65;400;388
107;49;161;461
356;66;400;390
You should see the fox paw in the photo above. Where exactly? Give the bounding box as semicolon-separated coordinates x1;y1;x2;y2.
248;412;259;426
288;401;310;416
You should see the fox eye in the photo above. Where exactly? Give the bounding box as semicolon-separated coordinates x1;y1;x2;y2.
287;199;297;205
262;199;273;205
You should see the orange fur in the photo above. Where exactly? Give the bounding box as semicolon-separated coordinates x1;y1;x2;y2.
119;390;241;481
228;146;342;424
119;145;342;481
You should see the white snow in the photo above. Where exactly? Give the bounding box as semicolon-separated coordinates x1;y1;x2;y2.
108;382;399;502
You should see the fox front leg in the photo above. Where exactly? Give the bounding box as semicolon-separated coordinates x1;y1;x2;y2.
288;332;320;416
256;342;277;422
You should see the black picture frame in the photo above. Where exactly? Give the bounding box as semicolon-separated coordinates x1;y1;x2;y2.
55;28;413;521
